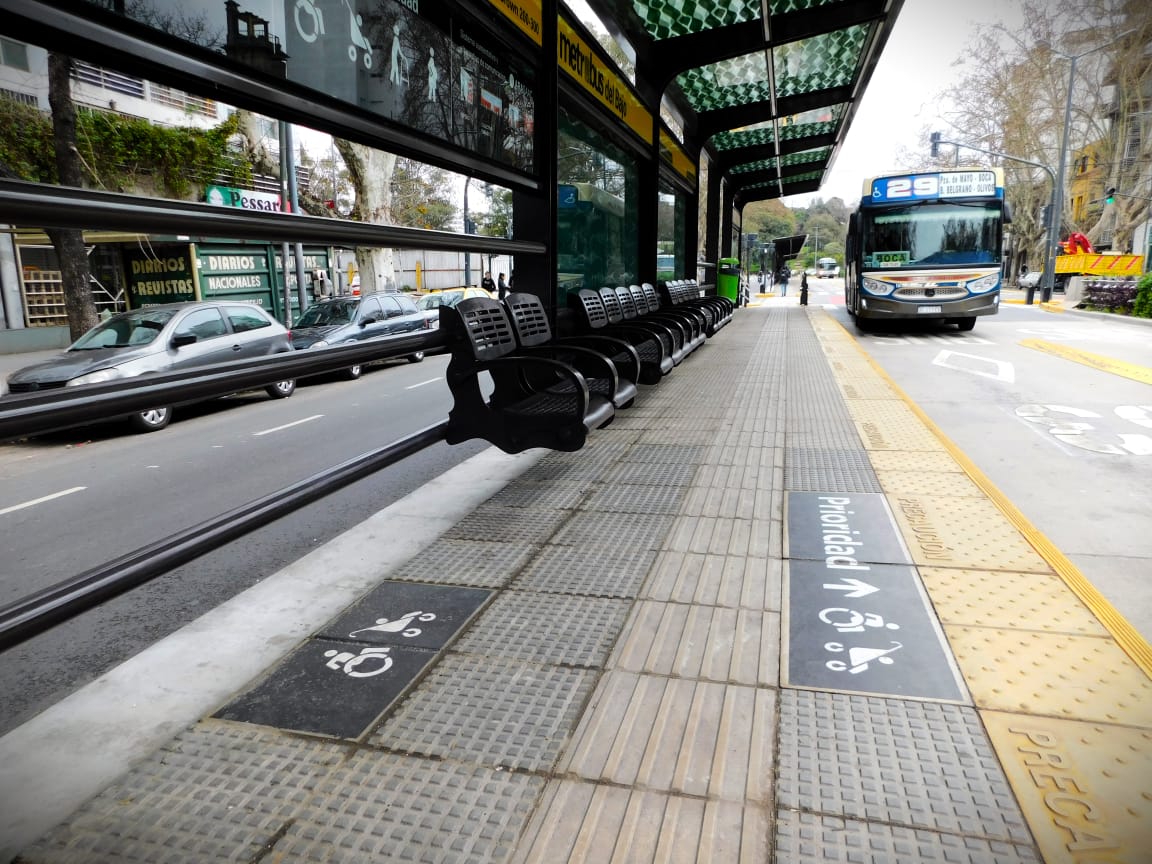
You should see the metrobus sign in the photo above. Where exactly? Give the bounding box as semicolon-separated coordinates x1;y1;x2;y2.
205;185;284;213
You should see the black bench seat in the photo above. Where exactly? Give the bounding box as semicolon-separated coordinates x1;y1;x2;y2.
440;297;614;453
502;292;638;409
570;289;673;384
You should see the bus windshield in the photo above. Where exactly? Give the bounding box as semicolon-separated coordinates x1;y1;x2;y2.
862;202;1001;268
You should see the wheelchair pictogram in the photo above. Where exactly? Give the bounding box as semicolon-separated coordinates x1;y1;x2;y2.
324;646;394;678
818;607;900;634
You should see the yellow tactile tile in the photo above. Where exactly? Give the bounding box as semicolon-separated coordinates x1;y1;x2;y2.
887;494;1050;572
848;401;947;451
868;450;965;474
839;379;900;400
981;712;1152;864
876;469;986;498
918;568;1110;636
944;626;1152;726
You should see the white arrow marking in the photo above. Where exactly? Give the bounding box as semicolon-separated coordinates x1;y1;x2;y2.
822;578;879;598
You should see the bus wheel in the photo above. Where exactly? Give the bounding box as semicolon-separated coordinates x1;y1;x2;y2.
955;317;976;332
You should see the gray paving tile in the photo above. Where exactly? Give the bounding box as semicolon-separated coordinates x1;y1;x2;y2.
442;506;570;543
21;721;345;864
549;510;675;553
368;655;596;771
775;811;1042;863
778;690;1033;844
271;752;544;863
452;590;631;667
388;539;537;587
513;544;656;598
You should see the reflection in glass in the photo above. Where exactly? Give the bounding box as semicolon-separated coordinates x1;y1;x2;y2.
556;107;638;304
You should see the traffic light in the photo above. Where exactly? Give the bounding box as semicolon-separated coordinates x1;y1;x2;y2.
1105;187;1116;204
930;132;941;158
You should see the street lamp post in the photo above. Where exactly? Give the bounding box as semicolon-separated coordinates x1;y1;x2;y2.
1041;30;1135;303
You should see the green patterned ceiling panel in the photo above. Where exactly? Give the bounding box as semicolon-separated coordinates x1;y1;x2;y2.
780;147;831;167
634;0;762;41
741;181;779;191
773;25;870;98
730;159;777;175
711;124;776;151
767;0;844;14
781;170;824;184
675;52;772;112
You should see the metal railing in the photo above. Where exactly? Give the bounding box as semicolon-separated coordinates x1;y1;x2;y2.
0;329;454;652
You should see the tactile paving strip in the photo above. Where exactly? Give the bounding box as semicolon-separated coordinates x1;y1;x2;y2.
918;568;1110;635
943;626;1152;725
484;481;589;510
510;780;769;864
271;751;544;863
622;443;708;463
887;495;1050;572
22;721;345;864
777;690;1033;844
442;506;570;542
558;670;776;802
388;539;538;587
579;482;686;514
599;460;701;486
609;601;780;687
451;590;631;667
681;485;774;520
839;378;900;400
876;470;986;498
784;446;882;492
867;450;965;473
848;400;948;451
368;654;596;771
774;811;1042;864
980;712;1152;864
664;515;772;558
513;544;656;598
642;550;782;611
549;510;675;553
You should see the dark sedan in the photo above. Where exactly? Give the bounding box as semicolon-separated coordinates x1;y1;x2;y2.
291;294;430;380
5;301;296;432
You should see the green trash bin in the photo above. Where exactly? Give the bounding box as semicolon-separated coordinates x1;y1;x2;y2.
717;257;740;303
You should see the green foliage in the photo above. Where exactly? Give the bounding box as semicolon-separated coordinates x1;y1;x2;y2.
0;100;247;198
392;158;456;230
1133;273;1152;318
477;188;513;239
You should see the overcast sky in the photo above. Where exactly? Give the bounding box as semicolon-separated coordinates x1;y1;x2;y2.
784;0;1025;206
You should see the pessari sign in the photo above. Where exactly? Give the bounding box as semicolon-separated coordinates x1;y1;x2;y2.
205;185;283;213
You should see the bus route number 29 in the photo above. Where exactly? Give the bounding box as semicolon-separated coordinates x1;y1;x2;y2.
878;176;939;199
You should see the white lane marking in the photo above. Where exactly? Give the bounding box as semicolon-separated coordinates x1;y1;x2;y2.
405;378;442;390
932;349;1015;382
0;486;87;516
252;414;325;436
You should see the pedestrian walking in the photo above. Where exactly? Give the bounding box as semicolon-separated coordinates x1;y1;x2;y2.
497;272;508;297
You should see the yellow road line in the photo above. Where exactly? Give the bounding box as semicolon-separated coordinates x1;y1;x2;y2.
1019;338;1152;386
825;314;1152;678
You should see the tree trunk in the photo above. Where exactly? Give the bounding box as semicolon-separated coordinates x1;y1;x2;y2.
335;139;397;294
46;53;98;340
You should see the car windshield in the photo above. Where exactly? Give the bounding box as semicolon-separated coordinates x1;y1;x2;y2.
418;292;463;309
295;299;358;326
70;310;175;350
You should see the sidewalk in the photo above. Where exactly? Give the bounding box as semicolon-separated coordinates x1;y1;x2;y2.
2;303;1150;863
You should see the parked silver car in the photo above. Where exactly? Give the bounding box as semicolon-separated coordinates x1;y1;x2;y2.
291;294;429;380
5;301;296;432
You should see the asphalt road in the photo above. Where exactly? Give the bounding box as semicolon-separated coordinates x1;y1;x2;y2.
808;278;1152;644
0;353;488;735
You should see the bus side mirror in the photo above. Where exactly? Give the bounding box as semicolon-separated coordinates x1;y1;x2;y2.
1003;201;1013;224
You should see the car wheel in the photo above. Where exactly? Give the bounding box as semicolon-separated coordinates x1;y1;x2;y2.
955;317;976;332
130;406;172;433
407;351;425;363
265;379;297;399
341;364;363;380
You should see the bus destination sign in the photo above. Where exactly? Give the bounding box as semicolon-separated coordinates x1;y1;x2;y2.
871;171;998;203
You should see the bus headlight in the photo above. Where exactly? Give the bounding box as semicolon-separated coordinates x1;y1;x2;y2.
862;278;894;296
967;273;999;293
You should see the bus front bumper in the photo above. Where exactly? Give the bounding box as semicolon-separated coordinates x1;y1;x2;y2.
858;293;999;320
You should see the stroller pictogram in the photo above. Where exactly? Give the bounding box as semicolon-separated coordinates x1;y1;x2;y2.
824;641;903;674
349;610;436;639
